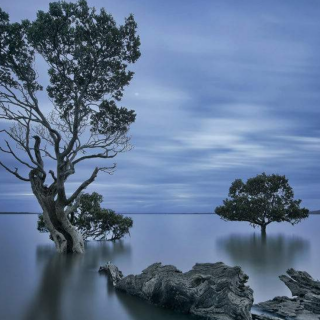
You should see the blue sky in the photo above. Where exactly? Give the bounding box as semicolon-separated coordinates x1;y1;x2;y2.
0;0;320;213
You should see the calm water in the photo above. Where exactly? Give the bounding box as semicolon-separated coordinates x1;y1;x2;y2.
0;214;318;320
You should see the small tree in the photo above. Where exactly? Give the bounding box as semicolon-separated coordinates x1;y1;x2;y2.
215;173;309;233
38;192;133;241
0;0;140;253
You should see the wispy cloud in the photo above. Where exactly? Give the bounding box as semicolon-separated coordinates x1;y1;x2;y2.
0;0;319;212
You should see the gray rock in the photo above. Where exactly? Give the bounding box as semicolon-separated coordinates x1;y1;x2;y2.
255;269;320;320
99;261;254;320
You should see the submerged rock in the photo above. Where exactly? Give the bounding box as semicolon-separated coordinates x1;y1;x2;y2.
255;268;320;320
99;261;254;320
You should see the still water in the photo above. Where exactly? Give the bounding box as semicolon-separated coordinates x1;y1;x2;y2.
0;214;318;320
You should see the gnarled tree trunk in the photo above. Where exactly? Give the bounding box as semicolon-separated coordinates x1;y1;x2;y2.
30;169;84;254
55;203;84;254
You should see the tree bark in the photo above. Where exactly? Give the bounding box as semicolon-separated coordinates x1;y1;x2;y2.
30;171;84;254
260;224;267;235
42;200;84;253
55;203;84;254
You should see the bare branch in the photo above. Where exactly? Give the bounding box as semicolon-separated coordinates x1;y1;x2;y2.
0;140;35;169
49;170;57;182
73;151;118;166
66;167;99;205
66;163;116;206
33;135;44;169
0;161;30;181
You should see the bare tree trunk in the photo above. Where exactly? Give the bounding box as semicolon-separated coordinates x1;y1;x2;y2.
41;199;84;253
30;171;84;253
42;206;68;253
261;224;267;235
55;203;84;254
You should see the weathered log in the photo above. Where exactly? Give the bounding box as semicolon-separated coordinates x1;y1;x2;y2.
280;268;320;297
99;261;254;320
252;314;282;320
99;262;123;286
255;268;320;320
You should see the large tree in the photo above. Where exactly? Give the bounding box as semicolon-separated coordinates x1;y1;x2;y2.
0;0;140;253
215;173;309;233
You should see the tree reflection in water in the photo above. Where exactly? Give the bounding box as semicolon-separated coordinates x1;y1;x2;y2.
216;233;310;302
217;233;309;271
24;241;131;320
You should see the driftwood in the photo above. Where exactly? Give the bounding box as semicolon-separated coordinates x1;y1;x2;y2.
99;261;254;320
255;268;320;320
100;262;320;320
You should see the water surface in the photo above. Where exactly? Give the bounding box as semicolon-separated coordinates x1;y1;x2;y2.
0;214;318;320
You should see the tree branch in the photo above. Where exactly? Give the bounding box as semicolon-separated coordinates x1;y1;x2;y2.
0;161;30;181
72;151;118;166
0;140;35;169
66;167;99;205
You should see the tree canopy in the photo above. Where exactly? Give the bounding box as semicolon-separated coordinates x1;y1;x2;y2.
0;0;140;253
215;173;309;233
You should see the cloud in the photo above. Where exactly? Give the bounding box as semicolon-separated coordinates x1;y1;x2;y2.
0;0;320;213
131;84;191;102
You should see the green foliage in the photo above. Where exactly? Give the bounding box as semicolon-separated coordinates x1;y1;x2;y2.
38;192;133;241
90;100;136;136
215;173;309;231
26;0;140;104
37;214;49;233
0;0;140;135
0;7;42;95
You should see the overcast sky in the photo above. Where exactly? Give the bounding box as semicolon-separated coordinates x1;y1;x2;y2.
1;0;320;213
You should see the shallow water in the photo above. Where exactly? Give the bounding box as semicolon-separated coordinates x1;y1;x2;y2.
0;214;318;320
